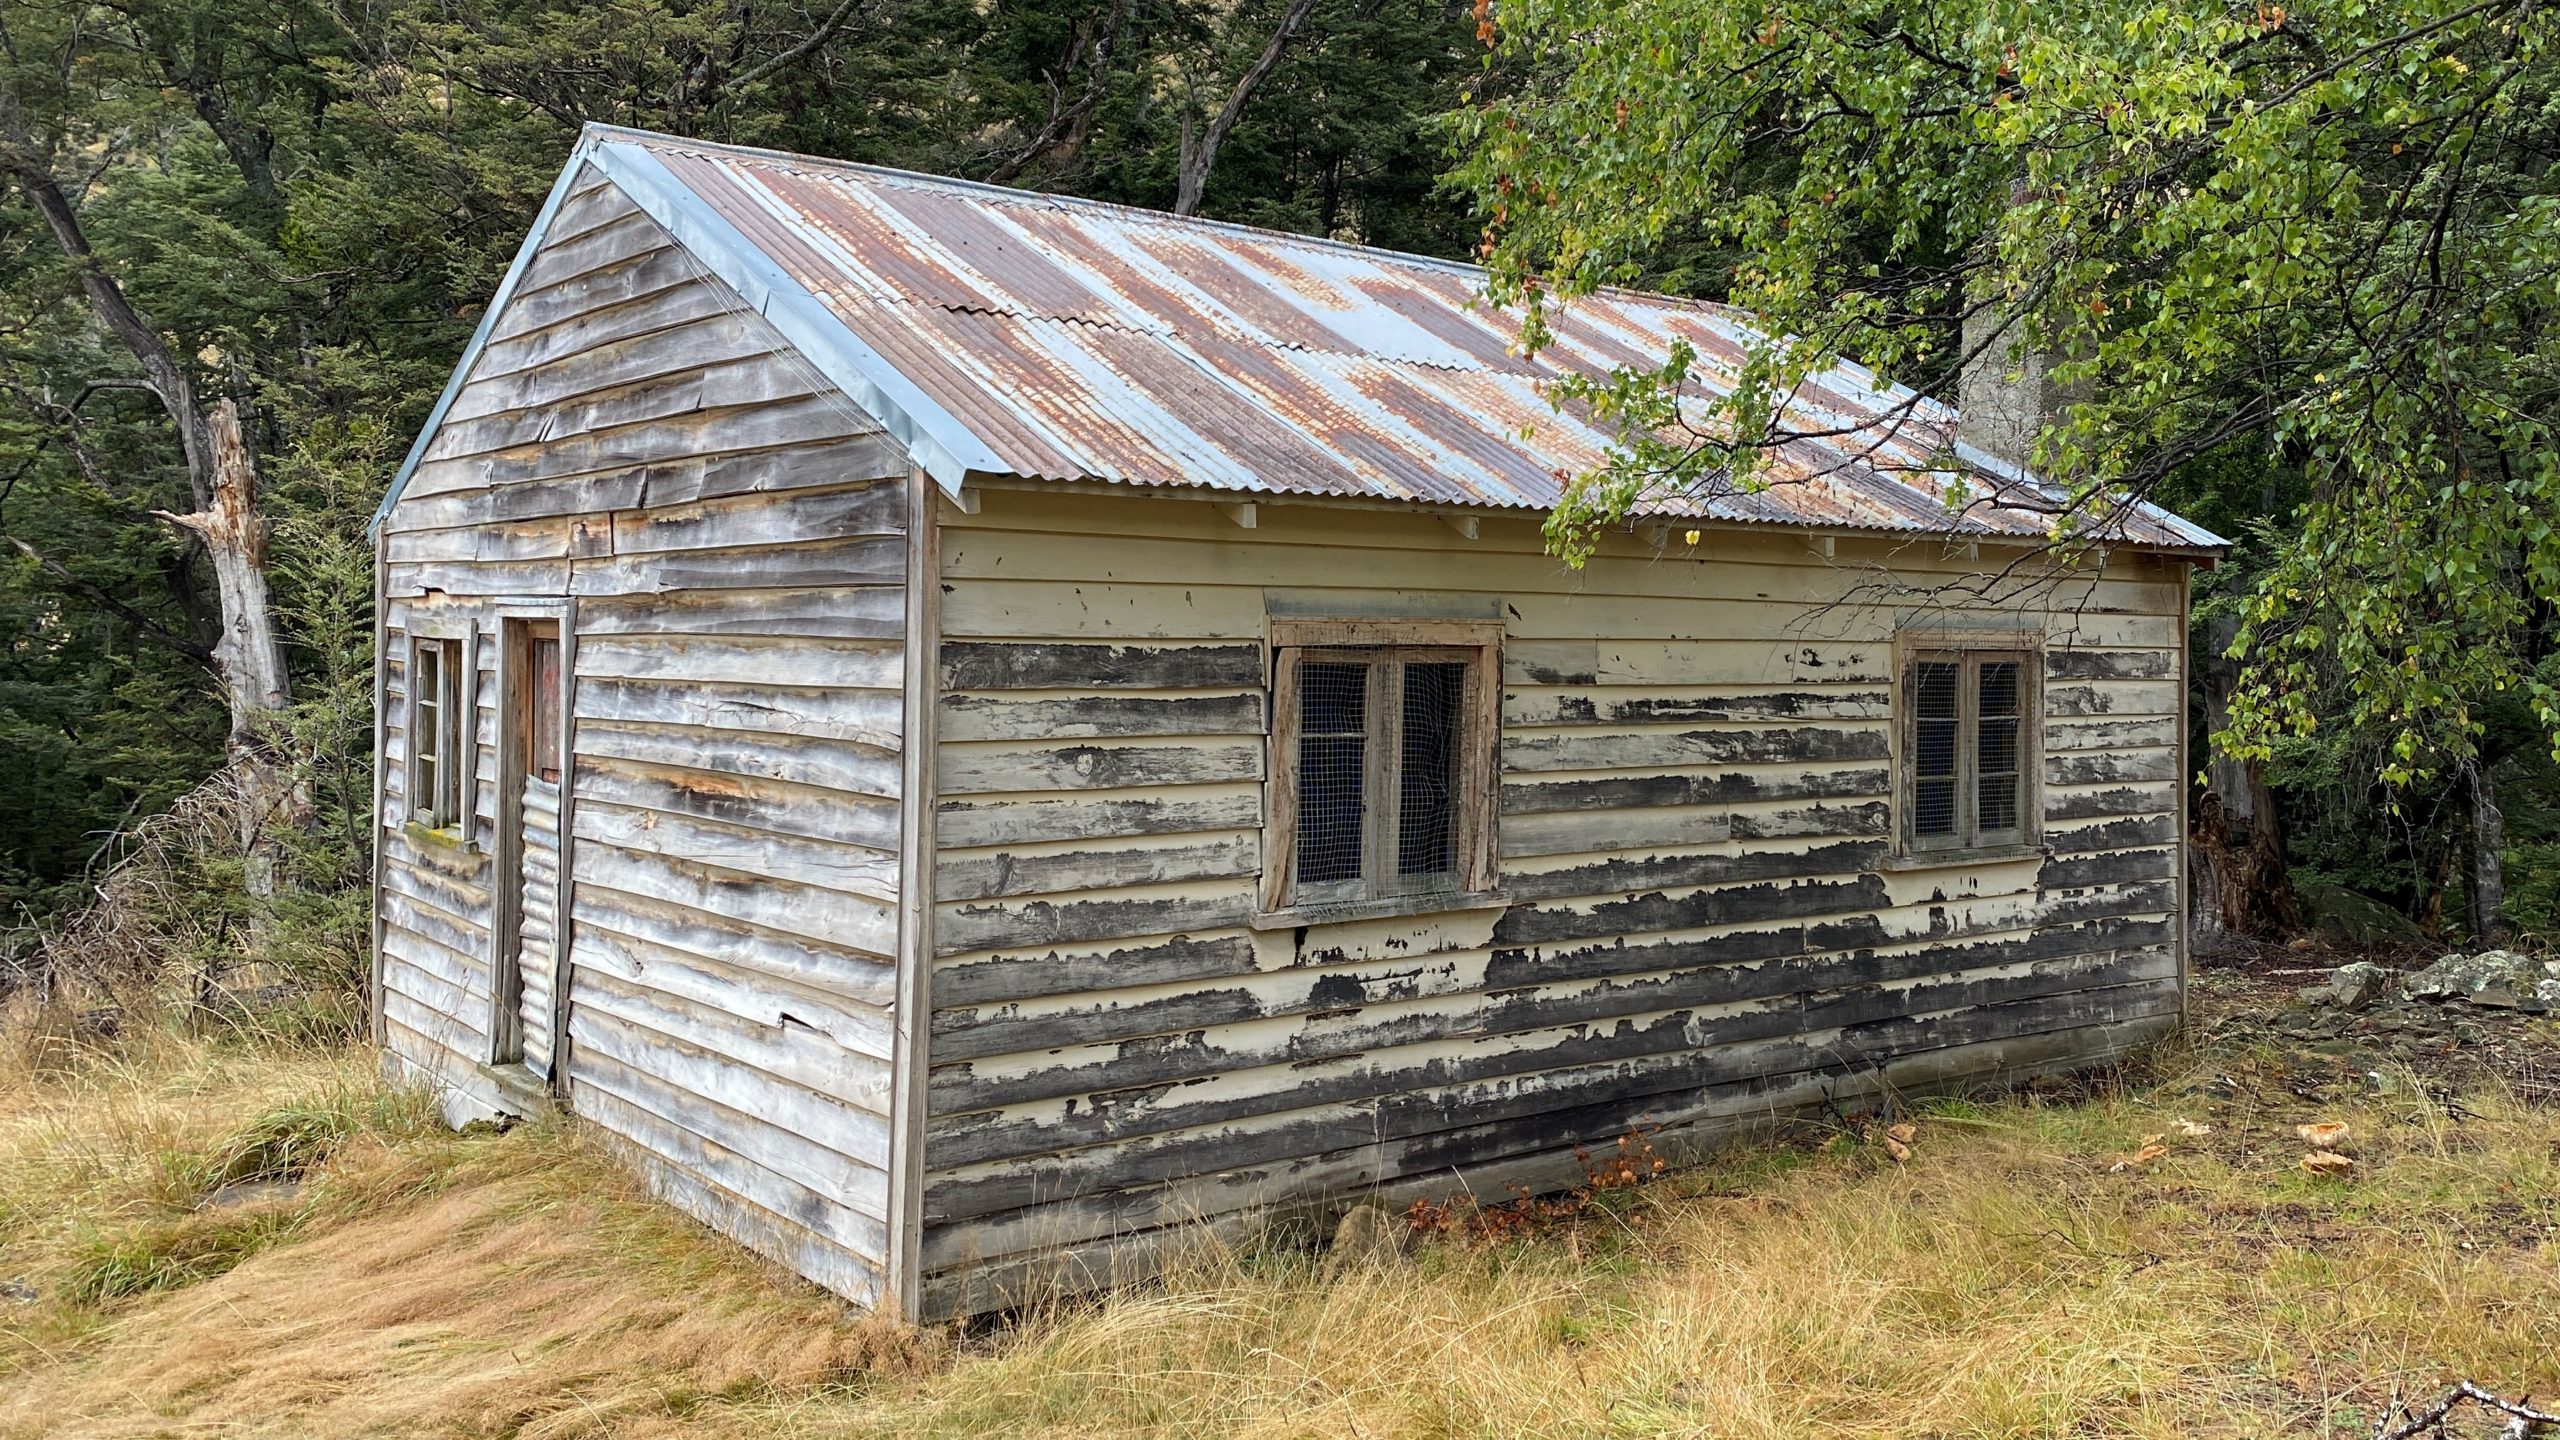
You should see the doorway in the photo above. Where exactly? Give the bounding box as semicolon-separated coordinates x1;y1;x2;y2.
494;618;564;1079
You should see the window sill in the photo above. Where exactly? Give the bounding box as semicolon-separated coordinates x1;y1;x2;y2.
402;820;480;855
1881;843;2044;872
1250;889;1511;931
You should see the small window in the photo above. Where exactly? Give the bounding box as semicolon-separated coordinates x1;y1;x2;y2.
1262;620;1501;924
409;636;465;829
1902;643;2037;854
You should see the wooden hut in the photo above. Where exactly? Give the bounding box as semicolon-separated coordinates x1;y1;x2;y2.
370;124;2226;1319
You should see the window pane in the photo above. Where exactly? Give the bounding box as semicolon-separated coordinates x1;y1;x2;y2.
1297;662;1367;884
1978;662;2022;834
1977;714;2019;778
1977;660;2020;718
1914;659;1959;720
1302;660;1367;733
415;644;442;823
1979;772;2020;832
415;646;440;765
1915;777;1958;837
527;637;562;783
1915;717;1958;780
1398;662;1465;876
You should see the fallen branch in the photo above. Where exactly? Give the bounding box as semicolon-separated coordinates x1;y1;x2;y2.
2373;1381;2560;1440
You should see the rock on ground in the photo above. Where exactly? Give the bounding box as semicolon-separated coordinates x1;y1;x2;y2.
2403;950;2560;1011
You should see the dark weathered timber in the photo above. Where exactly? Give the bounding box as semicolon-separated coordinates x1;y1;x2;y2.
931;933;1260;1008
2040;880;2176;925
1728;801;1893;840
925;917;2178;1117
2045;813;2179;854
2045;750;2179;786
939;691;1266;742
939;642;1265;691
921;1010;2164;1283
1505;689;1892;726
934;790;1261;850
1501;767;1890;816
935;890;1257;956
2045;649;2176;679
922;981;2180;1221
1500;840;1892;904
938;741;1262;795
1487;909;2172;992
2038;847;2175;890
1501;725;1890;772
919;1012;2174;1305
2045;786;2170;821
1492;875;1892;947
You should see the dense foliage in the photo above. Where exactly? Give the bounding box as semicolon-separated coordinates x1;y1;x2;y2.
1450;0;2560;938
0;0;1477;963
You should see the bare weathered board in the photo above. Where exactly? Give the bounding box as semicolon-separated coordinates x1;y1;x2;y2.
375;166;913;1306
917;486;2192;1318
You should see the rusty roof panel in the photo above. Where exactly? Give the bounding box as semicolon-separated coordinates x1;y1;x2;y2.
605;131;2224;549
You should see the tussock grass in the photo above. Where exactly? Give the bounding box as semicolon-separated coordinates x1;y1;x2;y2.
767;1070;2559;1440
0;1009;924;1439
0;1019;2554;1438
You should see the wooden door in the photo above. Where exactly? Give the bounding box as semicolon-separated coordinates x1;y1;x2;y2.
499;620;565;1077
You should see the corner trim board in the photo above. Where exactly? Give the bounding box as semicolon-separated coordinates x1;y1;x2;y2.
368;527;390;1048
885;466;940;1316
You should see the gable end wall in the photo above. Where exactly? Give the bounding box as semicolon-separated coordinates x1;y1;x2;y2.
375;164;917;1305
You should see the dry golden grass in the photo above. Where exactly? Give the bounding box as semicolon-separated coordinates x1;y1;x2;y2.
760;1072;2560;1440
0;1015;929;1439
2;1014;2556;1439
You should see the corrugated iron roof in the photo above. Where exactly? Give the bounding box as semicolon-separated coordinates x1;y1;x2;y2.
378;125;2227;549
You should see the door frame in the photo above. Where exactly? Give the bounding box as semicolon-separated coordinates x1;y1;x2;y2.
487;602;574;1083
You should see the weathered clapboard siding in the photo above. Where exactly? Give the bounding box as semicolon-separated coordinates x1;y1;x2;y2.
919;486;2187;1315
377;613;507;1124
376;164;915;1305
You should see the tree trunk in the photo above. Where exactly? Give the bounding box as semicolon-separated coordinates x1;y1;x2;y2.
1;104;289;743
152;400;288;737
1;99;299;909
2467;760;2507;945
987;0;1129;185
2193;616;2302;940
1174;0;1319;216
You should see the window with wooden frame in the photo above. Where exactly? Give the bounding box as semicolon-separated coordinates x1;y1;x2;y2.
1259;619;1503;926
1898;633;2041;857
408;636;465;830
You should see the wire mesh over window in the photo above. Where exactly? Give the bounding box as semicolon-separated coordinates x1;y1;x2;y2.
1398;662;1465;877
1273;637;1492;912
1976;660;2022;835
1296;661;1368;885
1905;648;2034;851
